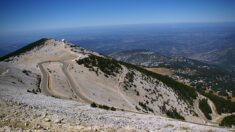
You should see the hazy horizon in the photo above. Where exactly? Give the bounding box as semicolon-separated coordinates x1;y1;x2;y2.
1;0;235;36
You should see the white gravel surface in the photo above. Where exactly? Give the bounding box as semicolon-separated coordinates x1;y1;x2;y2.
0;84;232;132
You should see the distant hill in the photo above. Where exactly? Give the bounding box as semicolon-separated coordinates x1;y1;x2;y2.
109;49;167;67
191;48;235;73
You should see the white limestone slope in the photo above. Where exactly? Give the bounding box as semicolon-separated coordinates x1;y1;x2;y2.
0;38;233;131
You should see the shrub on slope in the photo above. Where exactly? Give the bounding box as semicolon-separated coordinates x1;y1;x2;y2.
77;55;122;77
220;115;235;127
199;99;212;120
201;92;235;114
166;108;185;120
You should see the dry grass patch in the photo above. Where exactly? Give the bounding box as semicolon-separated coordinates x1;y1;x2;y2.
145;67;172;76
180;126;190;131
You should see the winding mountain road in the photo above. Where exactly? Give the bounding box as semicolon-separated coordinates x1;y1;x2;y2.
193;98;208;123
38;60;140;114
38;60;93;103
38;62;51;96
61;62;93;103
37;60;235;130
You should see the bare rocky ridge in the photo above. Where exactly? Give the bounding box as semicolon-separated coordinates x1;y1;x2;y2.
0;38;234;131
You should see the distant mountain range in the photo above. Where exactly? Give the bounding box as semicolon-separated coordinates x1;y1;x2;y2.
71;24;235;73
110;49;235;96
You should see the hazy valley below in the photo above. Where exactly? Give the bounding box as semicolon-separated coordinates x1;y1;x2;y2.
3;23;234;72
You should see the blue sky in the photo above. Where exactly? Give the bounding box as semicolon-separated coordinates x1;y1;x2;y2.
1;0;235;35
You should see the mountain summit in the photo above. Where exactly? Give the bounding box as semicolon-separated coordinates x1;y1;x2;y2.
0;38;233;131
